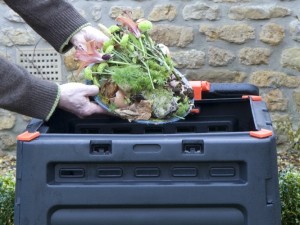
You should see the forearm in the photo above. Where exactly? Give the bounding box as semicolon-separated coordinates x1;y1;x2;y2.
0;57;59;120
4;0;89;53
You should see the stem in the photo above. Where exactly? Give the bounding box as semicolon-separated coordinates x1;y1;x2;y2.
151;47;172;73
139;38;146;57
141;60;155;89
145;34;154;48
141;41;171;72
112;51;130;63
112;35;121;44
92;72;112;76
108;60;132;65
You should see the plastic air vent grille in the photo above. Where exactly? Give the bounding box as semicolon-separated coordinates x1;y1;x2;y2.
16;48;62;83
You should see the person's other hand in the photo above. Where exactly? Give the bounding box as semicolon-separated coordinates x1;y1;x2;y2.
71;26;109;51
58;83;106;118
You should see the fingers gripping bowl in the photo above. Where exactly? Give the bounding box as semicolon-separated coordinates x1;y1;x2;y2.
75;14;194;124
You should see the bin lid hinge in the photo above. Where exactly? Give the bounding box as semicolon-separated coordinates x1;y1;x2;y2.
17;131;40;142
189;81;211;101
242;95;262;101
250;129;273;138
190;107;200;114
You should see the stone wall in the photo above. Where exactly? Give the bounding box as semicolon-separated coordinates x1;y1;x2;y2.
0;0;300;155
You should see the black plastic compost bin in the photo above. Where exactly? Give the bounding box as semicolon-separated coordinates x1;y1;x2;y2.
14;83;281;225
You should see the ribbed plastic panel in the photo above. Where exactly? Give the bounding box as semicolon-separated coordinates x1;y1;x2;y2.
16;48;62;83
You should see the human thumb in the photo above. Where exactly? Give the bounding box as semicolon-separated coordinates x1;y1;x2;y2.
83;84;100;97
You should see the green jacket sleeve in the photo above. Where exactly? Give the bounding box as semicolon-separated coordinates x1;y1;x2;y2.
0;0;90;119
3;0;89;53
0;57;60;120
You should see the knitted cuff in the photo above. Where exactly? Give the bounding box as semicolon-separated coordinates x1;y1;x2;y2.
59;23;91;53
45;83;60;121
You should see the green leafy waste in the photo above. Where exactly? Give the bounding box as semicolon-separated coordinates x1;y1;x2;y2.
76;14;194;122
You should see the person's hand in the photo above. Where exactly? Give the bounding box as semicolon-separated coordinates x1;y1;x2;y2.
58;83;106;118
71;26;109;51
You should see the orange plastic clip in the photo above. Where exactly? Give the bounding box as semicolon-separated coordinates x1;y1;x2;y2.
242;95;262;101
189;81;211;101
250;129;273;139
191;108;200;114
17;131;40;142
